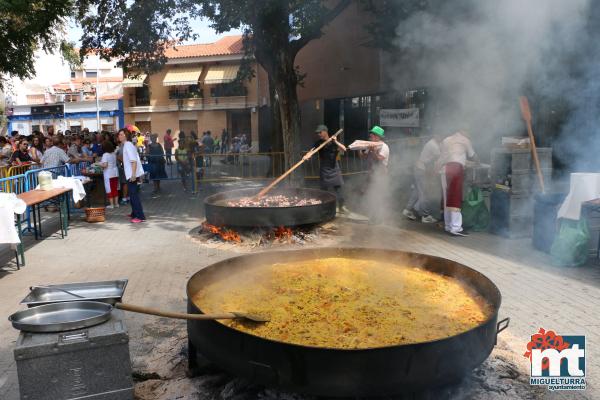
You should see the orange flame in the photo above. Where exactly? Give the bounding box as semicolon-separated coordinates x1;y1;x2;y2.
201;222;241;243
274;226;293;242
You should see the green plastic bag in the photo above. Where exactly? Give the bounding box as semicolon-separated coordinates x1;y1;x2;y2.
550;218;590;267
461;187;490;231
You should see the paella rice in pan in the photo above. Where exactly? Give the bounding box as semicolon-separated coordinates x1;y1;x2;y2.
193;257;492;349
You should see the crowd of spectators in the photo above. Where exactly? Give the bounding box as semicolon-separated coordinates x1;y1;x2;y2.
1;126;253;200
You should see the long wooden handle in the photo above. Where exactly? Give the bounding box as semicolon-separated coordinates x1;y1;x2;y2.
519;96;545;193
256;129;343;198
115;302;235;320
525;120;545;193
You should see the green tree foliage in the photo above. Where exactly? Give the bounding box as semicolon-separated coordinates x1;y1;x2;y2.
77;0;351;180
0;0;74;87
60;40;82;70
359;0;430;50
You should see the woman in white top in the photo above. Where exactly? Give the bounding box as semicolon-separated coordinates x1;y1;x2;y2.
117;129;146;222
99;140;119;208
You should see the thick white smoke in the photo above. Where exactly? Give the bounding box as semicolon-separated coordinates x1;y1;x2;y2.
387;0;591;168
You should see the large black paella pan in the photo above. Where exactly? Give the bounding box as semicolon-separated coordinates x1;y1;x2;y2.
204;187;337;227
186;248;509;397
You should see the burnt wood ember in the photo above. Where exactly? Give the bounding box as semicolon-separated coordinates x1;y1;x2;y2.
226;195;322;208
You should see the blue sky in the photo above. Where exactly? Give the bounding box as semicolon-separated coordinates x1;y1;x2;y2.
67;17;243;45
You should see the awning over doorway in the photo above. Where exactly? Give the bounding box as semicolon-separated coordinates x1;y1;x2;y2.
203;64;240;84
162;67;203;86
122;74;147;88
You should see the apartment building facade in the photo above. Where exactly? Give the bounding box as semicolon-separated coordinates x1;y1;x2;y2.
123;36;267;147
7;52;124;135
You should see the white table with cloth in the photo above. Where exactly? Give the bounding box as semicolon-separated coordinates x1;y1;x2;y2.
557;173;600;220
36;176;87;203
0;193;27;268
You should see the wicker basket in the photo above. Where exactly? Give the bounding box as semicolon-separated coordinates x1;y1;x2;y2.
85;207;106;223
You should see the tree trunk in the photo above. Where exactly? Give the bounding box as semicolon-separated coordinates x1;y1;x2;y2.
273;51;303;187
268;74;284;177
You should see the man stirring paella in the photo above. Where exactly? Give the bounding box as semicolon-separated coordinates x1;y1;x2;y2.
303;124;349;214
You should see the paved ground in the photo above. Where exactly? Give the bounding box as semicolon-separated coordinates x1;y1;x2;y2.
0;179;598;399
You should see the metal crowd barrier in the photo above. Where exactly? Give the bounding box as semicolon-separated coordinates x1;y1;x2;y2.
142;154;181;181
24;165;70;191
6;163;37;177
190;151;286;191
301;150;369;180
188;150;370;189
2;164;78;264
21;165;71;232
0;173;27;267
0;173;27;194
68;161;91;177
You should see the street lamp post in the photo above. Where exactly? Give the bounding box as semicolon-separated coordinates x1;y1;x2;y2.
95;53;101;131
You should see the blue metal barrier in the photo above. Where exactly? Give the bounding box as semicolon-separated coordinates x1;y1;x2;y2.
24;165;69;191
0;174;27;266
21;165;71;232
68;161;91;177
0;173;27;194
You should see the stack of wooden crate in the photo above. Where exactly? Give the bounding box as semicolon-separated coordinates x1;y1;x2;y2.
489;147;552;238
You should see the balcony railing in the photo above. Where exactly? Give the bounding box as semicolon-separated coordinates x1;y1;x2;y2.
204;96;248;108
125;95;253;113
135;97;150;106
168;89;203;100
174;95;249;110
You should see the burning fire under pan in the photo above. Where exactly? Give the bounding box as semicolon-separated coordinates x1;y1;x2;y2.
186;248;509;397
204;188;337;227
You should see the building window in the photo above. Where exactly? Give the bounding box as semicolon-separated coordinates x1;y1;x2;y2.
135;86;150;106
70;71;76;78
85;70;97;78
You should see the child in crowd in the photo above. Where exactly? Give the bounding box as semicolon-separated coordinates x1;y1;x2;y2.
99;140;120;208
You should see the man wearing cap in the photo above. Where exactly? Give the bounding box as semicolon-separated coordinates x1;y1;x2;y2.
304;124;348;213
358;126;390;223
359;126;389;171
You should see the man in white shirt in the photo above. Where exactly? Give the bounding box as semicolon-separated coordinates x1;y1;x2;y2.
438;130;478;236
359;126;390;223
403;135;442;223
360;125;389;170
118;129;146;223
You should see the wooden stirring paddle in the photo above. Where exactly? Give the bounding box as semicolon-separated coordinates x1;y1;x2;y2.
254;128;344;199
519;96;545;193
115;302;269;323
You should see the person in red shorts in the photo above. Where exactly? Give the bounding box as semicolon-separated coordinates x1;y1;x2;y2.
99;140;120;208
